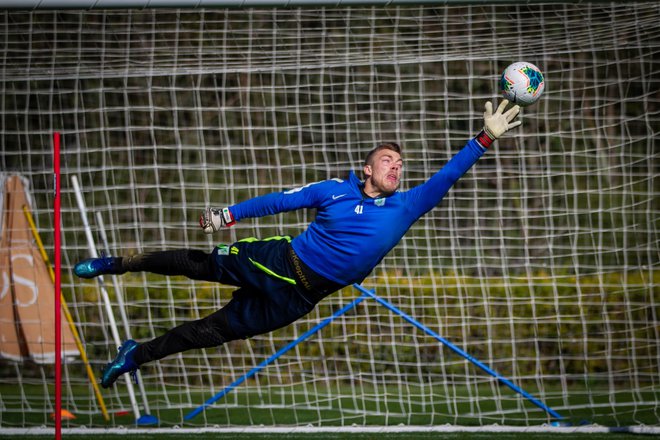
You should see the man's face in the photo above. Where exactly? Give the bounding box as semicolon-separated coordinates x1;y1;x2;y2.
363;148;403;197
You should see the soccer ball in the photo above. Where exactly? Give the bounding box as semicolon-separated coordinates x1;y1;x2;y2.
500;61;545;107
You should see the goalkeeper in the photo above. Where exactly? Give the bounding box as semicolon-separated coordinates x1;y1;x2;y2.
75;100;521;388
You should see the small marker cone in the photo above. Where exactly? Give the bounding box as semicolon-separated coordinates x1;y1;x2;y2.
137;414;159;426
50;409;76;420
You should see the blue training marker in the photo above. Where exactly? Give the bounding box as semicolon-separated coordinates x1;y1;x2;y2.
185;284;563;422
351;283;564;421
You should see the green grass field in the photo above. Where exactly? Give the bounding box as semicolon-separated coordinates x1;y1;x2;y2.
1;382;658;439
1;383;659;427
8;431;658;440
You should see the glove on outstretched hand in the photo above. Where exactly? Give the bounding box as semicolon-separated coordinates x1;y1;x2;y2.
476;99;522;148
199;207;235;234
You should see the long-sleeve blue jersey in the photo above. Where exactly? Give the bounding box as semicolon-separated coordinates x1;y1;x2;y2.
230;139;487;285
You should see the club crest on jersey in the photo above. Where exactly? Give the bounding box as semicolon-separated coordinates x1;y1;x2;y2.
375;198;386;207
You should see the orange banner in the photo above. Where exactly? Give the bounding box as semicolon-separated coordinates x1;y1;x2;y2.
0;175;77;363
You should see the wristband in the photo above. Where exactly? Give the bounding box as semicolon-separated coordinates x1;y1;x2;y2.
475;130;495;149
221;207;236;227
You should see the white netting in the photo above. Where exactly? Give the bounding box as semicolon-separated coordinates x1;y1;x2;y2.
0;2;658;430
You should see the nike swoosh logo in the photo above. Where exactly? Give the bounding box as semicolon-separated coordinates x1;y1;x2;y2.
332;194;347;200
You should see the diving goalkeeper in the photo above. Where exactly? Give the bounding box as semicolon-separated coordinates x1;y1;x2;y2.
74;100;521;388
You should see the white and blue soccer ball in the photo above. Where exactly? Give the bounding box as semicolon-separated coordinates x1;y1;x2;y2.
500;61;545;107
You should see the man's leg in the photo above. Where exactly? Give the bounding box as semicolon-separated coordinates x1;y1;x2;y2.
75;249;217;281
102;278;314;388
121;250;217;281
100;238;314;387
132;307;237;365
101;307;237;388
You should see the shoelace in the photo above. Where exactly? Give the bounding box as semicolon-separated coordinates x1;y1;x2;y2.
99;250;112;267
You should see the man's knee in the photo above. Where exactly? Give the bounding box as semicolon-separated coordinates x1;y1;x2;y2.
200;308;240;344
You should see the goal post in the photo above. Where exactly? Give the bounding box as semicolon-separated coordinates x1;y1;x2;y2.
0;1;658;433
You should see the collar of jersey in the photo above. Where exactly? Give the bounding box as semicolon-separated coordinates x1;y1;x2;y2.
348;170;398;200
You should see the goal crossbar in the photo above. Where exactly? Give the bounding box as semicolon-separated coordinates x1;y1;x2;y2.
0;0;646;11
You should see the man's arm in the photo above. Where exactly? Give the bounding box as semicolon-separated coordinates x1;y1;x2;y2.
199;178;341;234
404;100;521;214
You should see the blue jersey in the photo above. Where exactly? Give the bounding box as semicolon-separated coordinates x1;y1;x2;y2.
230;139;487;285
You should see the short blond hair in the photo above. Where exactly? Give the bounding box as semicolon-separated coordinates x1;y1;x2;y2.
364;142;402;166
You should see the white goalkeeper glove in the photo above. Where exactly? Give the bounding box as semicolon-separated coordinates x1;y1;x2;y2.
199;207;235;234
475;99;522;148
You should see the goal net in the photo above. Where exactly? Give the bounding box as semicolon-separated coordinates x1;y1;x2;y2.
1;2;658;431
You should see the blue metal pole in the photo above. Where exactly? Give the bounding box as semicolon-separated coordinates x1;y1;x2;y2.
352;283;564;420
184;293;368;421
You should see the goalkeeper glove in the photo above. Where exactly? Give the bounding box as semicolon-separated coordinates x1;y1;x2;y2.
199;207;235;234
475;99;522;148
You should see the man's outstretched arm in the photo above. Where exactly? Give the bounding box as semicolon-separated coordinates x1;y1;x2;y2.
406;100;522;213
199;178;341;234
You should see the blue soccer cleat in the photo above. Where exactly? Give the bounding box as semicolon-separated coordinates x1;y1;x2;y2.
101;340;139;389
74;255;119;279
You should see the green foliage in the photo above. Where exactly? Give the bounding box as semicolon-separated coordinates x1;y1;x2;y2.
69;270;659;386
